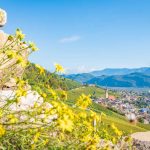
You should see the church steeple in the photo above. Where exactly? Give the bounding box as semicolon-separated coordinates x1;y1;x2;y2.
105;88;109;99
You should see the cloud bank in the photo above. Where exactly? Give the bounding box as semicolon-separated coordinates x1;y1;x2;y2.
59;35;81;43
65;66;100;74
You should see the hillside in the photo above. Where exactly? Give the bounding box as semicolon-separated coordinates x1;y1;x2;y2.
64;68;150;87
86;73;150;87
65;87;149;134
23;64;150;134
63;73;94;83
23;63;82;91
67;86;119;100
90;67;150;76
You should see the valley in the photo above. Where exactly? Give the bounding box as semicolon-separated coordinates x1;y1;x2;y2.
24;64;150;134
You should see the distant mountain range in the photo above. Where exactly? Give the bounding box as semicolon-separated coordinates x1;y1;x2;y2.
90;67;150;76
63;73;95;83
63;67;150;88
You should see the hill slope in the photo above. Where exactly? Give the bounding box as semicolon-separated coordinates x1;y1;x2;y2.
63;73;94;83
90;67;150;76
66;87;150;134
86;73;150;87
64;68;150;87
23;63;82;91
23;64;150;134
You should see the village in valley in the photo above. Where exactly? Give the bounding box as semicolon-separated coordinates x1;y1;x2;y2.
94;88;150;124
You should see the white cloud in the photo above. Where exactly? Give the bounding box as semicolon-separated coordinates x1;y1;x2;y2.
59;35;81;43
65;66;100;74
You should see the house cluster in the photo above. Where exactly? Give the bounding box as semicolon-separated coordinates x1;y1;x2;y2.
94;89;150;124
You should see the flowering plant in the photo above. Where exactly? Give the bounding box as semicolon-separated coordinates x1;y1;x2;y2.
0;29;132;149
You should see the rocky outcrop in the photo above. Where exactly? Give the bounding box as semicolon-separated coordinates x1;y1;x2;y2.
0;30;7;45
0;8;7;27
131;132;150;150
0;30;29;89
0;90;43;111
0;9;29;89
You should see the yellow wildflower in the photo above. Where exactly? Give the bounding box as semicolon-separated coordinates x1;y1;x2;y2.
111;123;122;136
7;114;18;124
43;139;49;145
16;78;26;86
112;137;116;144
6;51;16;59
90;111;98;119
33;132;40;143
10;118;18;123
29;42;38;51
0;125;5;137
79;111;87;119
34;102;39;108
31;144;35;150
58;115;73;132
16;29;25;40
0;110;3;118
35;64;45;74
48;88;58;100
54;63;64;73
16;55;27;67
16;97;21;103
16;87;27;97
8;35;14;41
86;135;100;150
60;91;67;100
76;94;92;109
41;93;47;98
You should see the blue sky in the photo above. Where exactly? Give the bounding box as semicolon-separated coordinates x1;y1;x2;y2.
1;0;150;73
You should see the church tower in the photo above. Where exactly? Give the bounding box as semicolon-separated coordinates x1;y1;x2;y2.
105;88;109;99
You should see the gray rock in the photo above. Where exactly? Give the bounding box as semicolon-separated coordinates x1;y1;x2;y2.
131;132;150;150
0;30;29;89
